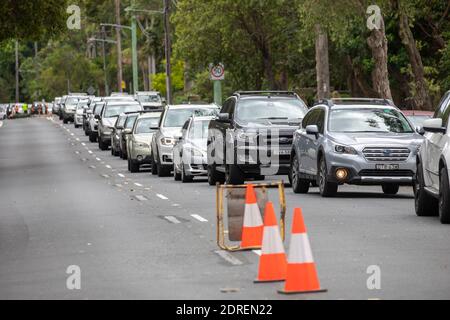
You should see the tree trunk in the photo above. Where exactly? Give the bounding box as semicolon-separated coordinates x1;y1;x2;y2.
367;16;393;100
315;24;330;100
261;42;277;90
396;3;433;111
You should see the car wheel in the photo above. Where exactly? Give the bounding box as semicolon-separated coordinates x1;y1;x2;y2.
129;159;139;173
181;163;193;183
439;167;450;224
98;137;108;151
382;184;400;195
157;163;171;177
89;132;97;143
63;118;68;124
174;164;181;181
207;164;224;186
318;156;338;197
111;145;115;156
151;153;158;175
291;153;310;194
414;161;438;217
225;164;245;185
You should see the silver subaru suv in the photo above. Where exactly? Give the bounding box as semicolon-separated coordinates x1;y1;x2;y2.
290;98;424;197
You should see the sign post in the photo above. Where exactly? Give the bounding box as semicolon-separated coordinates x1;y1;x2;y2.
210;63;225;106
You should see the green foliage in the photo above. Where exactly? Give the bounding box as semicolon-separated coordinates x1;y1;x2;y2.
0;0;68;42
151;60;185;96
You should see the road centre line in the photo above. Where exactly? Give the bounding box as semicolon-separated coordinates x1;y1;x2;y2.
214;250;243;266
164;216;181;224
156;194;169;200
191;214;208;222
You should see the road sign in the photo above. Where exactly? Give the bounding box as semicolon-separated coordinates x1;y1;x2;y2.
121;81;126;89
210;63;225;81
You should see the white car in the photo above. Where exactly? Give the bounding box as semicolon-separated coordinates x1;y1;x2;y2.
415;91;450;224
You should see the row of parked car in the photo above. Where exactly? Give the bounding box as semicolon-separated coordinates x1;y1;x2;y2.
51;90;449;224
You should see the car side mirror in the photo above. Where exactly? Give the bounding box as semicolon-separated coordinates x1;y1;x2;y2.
306;125;319;137
416;126;425;135
150;126;159;131
94;114;101;120
123;128;132;134
116;125;124;130
423;118;446;134
217;113;231;123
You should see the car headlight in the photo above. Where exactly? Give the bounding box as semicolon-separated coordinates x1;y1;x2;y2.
161;137;176;146
334;144;357;155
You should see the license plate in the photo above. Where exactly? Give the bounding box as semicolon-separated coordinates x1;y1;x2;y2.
376;164;399;170
274;149;291;155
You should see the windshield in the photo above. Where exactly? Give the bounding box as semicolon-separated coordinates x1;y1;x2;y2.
329;108;414;133
137;95;161;103
94;103;104;115
189;120;210;140
66;97;79;105
135;117;160;134
125;115;138;129
164;108;217;128
76;102;88;110
104;104;141;118
235;99;308;122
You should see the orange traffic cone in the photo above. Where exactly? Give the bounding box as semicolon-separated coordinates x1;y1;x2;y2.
278;208;327;294
240;184;264;249
254;202;287;283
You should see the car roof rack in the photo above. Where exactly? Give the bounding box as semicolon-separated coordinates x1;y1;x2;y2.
314;98;395;108
233;91;299;98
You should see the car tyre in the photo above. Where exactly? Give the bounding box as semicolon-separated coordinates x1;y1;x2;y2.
98;136;108;151
414;161;438;217
151;153;158;175
291;153;310;194
174;164;181;181
382;184;400;195
89;132;97;143
181;163;193;183
225;164;245;185
439;167;450;224
129;158;140;173
318;156;338;197
207;164;224;186
157;163;171;177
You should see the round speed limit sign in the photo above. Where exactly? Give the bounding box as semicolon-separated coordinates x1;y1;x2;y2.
210;63;225;81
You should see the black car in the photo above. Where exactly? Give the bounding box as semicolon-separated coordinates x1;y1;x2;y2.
207;91;308;185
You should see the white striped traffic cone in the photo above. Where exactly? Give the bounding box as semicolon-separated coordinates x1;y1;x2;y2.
241;184;264;249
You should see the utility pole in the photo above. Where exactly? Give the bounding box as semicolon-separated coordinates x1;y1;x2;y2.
131;0;139;94
164;0;172;104
101;28;109;96
15;40;19;103
115;0;123;92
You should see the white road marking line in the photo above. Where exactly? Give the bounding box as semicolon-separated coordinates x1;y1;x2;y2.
115;184;123;188
89;165;96;169
191;214;208;222
118;173;125;178
105;165;112;169
70;133;74;136
156;194;168;200
101;174;109;179
164;216;181;224
96;157;101;161
214;250;243;266
252;250;262;256
135;195;148;201
75;138;80;141
74;151;80;154
134;182;143;187
88;150;93;154
81;143;86;146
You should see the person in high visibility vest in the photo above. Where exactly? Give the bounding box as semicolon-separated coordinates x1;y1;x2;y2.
23;103;28;115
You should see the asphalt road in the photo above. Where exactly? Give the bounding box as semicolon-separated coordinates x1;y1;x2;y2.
1;116;449;300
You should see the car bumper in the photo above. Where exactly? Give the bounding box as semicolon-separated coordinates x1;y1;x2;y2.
158;144;175;165
130;147;152;162
326;152;416;185
74;115;83;125
234;145;291;175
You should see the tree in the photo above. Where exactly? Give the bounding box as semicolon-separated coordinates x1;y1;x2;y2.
0;0;68;42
